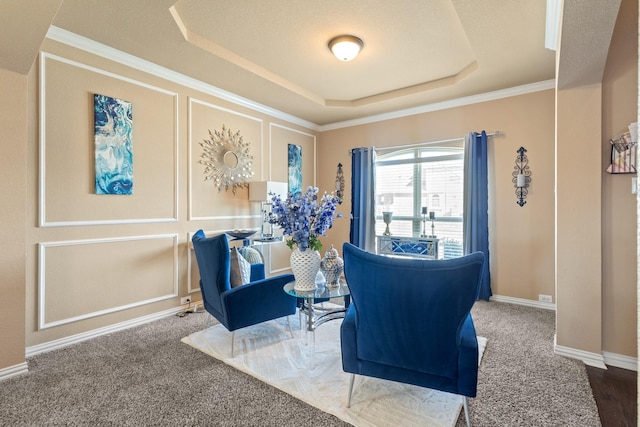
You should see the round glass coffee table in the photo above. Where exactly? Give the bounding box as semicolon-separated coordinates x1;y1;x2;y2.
283;279;350;333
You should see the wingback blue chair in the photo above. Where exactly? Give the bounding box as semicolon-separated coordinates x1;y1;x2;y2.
341;243;484;427
191;230;296;356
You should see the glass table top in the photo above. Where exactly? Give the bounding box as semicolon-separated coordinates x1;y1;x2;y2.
283;279;350;299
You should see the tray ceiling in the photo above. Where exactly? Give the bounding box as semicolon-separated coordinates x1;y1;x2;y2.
22;0;557;125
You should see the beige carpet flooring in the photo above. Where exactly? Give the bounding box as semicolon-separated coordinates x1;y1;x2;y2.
183;314;487;427
0;300;601;426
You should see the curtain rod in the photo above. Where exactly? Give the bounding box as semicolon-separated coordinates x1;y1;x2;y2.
351;131;501;155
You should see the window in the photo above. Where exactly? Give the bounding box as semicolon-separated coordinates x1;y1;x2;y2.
374;143;464;249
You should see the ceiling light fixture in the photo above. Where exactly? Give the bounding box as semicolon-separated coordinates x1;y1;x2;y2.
328;35;364;61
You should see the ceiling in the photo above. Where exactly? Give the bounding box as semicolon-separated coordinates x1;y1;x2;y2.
4;1;558;126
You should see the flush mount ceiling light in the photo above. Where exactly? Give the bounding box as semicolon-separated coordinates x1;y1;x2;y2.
328;35;364;61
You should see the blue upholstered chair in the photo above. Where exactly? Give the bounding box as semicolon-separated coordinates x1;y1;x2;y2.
191;230;296;356
341;243;484;427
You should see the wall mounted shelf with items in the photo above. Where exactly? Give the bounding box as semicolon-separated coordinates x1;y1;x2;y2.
606;123;637;174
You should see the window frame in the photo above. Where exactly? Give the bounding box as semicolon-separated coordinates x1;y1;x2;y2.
374;145;464;239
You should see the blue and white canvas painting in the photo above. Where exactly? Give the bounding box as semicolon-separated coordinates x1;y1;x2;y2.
288;144;302;195
94;94;133;195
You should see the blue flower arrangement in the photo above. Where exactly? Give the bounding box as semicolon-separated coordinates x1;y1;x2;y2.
270;186;342;252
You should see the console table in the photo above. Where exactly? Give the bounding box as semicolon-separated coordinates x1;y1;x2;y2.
377;235;441;259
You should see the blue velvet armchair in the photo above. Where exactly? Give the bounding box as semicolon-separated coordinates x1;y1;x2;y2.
341;243;484;426
191;230;296;356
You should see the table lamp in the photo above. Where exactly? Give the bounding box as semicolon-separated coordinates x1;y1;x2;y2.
249;181;288;238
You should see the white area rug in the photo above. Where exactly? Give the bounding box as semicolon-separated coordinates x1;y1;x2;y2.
182;314;487;427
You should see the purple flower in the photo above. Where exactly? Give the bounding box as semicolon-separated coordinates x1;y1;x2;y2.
270;186;342;251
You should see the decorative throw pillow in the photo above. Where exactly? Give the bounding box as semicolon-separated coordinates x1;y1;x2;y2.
230;247;251;288
237;247;264;265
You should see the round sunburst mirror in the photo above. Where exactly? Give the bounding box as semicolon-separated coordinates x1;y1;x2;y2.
199;125;254;194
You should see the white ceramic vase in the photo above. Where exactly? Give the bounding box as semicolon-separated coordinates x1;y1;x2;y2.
290;247;321;292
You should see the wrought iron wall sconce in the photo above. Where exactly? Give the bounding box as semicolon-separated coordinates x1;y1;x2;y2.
512;146;531;207
335;163;345;204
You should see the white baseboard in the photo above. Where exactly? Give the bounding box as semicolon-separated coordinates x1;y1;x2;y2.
0;362;29;382
554;335;607;369
493;297;637;371
603;351;638;371
489;294;556;310
26;302;204;358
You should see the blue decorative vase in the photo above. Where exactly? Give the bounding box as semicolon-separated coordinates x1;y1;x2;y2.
320;245;344;288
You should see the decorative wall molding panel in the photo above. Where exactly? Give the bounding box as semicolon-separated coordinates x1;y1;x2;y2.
188;97;264;221
269;122;317;185
39;52;179;227
38;234;179;329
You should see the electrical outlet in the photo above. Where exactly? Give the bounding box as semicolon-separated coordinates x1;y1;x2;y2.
538;294;552;303
180;297;191;305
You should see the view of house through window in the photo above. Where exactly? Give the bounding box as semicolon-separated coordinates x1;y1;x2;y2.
374;142;464;258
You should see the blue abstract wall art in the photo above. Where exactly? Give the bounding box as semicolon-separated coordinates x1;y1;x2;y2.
94;94;133;195
288;144;302;195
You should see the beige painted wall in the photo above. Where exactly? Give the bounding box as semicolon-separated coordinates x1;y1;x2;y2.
556;83;603;354
601;0;638;357
1;5;636;371
554;0;638;359
0;69;27;369
23;40;317;347
317;90;557;302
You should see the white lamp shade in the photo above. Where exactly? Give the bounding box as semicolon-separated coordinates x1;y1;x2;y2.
249;181;288;201
329;35;363;61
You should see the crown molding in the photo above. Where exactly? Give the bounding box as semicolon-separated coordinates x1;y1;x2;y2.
46;26;555;133
45;26;319;131
319;79;556;131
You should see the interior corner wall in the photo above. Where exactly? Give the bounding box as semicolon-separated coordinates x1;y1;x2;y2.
601;0;638;358
0;68;27;370
556;83;603;355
